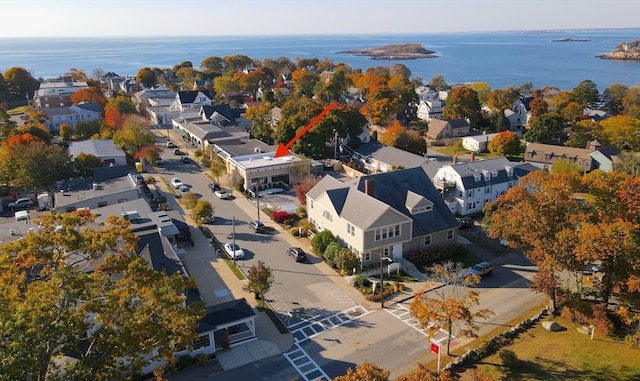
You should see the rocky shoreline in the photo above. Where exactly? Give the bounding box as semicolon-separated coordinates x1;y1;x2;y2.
597;51;640;60
336;43;437;60
597;40;640;60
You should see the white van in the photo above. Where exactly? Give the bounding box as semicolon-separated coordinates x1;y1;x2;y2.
15;210;30;222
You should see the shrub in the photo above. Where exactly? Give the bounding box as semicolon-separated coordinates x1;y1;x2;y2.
272;211;290;223
297;207;307;219
354;275;371;288
177;354;194;370
290;227;300;236
405;243;467;263
311;230;336;255
194;353;209;366
323;242;341;262
334;248;361;275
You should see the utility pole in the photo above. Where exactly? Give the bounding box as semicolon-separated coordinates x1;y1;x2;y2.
333;129;339;159
255;184;260;222
232;216;236;266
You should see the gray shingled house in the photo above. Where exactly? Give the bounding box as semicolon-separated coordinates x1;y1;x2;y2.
306;167;459;267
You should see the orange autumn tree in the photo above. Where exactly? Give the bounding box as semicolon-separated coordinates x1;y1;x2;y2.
410;261;494;356
104;108;124;130
379;120;405;146
71;87;107;109
332;361;390;381
134;144;162;165
484;169;640;330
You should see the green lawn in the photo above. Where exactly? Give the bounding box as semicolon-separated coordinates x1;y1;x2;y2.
475;316;640;381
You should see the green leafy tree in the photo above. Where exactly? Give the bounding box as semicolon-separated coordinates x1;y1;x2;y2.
74;120;103;139
136;67;158;88
3;66;39;102
73;152;106;177
428;74;449;92
523;112;565;143
0;212;205;380
565;119;602;148
311;229;336;255
409;261;494;355
0;107;18;140
488;130;521;156
242;261;274;307
0;137;72;191
113;115;156;154
602;83;629;115
572;79;600;106
443;86;482;127
244;102;274;143
200;56;225;77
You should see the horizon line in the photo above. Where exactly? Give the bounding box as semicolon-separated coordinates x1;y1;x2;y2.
2;27;639;39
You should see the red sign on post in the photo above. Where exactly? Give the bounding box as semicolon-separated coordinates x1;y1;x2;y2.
430;342;439;355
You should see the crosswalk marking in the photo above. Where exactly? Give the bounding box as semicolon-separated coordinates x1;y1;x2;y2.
284;305;371;381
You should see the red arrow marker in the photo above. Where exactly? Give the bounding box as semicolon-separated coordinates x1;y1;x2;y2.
274;102;337;158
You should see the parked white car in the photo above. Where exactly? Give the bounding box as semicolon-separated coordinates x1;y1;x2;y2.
170;177;183;189
215;189;230;199
223;242;245;259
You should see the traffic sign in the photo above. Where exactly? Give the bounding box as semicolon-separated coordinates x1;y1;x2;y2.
431;341;440;355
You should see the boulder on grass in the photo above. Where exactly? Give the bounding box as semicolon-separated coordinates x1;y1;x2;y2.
542;321;563;331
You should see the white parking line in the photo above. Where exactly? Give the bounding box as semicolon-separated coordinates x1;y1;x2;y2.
384;304;455;340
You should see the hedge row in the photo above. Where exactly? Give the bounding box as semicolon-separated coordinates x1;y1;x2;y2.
405;243;467;263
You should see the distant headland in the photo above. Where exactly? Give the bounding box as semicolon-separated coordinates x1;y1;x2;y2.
550;38;590;42
336;43;437;60
597;40;640;60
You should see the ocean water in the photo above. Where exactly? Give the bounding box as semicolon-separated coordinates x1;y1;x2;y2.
0;29;638;91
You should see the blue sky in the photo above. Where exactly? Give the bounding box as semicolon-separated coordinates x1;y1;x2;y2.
1;0;639;38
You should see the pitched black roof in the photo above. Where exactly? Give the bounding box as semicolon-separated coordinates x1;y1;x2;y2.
356;167;459;237
197;298;255;333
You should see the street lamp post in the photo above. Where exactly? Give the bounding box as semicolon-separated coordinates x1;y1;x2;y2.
380;256;393;308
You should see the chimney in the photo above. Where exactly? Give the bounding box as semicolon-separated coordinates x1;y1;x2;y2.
364;178;375;196
470;152;475;162
452;155;458;165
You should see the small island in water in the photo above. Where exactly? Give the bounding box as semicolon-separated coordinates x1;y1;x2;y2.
550;38;590;42
597;40;640;60
336;43;437;60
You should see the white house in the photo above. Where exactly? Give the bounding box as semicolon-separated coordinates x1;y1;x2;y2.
41;102;102;132
416;99;444;121
432;156;538;216
462;133;502;153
